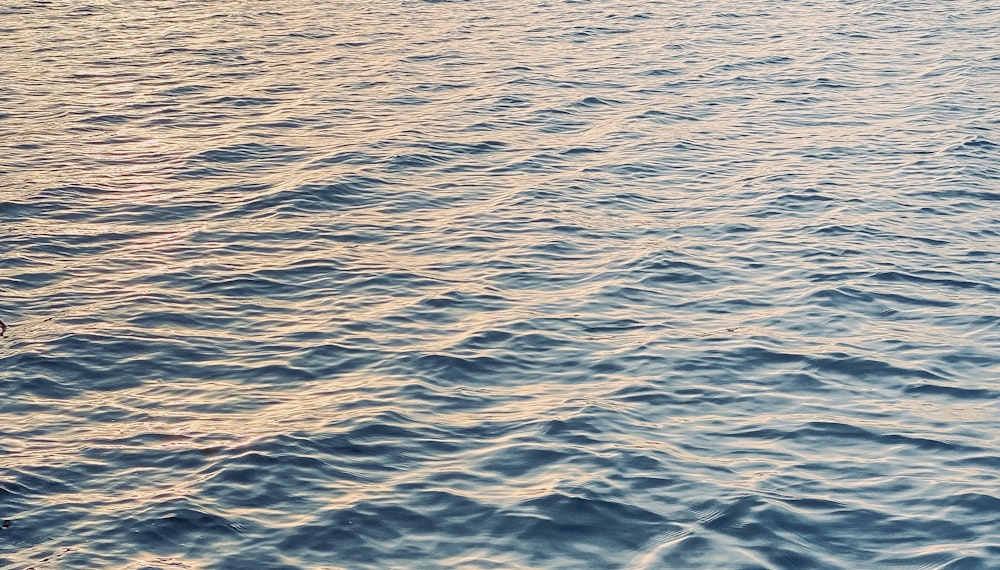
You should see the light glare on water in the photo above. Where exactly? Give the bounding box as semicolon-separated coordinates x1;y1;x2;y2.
1;0;998;568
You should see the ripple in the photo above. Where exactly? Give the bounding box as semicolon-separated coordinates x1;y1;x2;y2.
2;0;999;567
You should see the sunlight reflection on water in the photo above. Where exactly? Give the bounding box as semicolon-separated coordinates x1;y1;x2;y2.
1;0;998;568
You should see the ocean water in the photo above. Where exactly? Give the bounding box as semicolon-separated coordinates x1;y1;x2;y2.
1;0;998;567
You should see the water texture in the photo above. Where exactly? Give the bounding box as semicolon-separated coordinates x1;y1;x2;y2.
1;0;998;568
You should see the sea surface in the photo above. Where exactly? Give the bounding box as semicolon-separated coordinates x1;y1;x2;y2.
1;0;998;568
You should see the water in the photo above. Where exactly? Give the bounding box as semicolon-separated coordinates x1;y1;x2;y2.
1;0;998;567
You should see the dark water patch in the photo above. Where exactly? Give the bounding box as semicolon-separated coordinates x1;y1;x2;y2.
308;150;381;167
420;139;508;155
904;383;999;400
403;353;524;386
508;493;668;562
571;95;623;107
125;501;244;554
191;142;305;164
382;95;433;106
385;152;447;171
158;84;214;96
872;270;1000;294
79;113;135;124
212;177;391;219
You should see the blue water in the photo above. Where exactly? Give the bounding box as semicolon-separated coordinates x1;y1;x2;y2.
1;0;998;568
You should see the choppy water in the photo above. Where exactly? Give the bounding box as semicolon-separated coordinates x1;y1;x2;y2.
1;0;998;567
